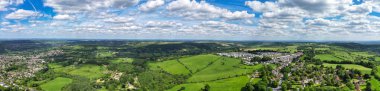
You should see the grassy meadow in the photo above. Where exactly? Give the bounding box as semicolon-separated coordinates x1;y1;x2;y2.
314;54;342;61
110;58;134;63
186;57;262;82
40;77;73;91
68;65;106;79
148;54;265;90
149;59;191;75
178;54;220;73
48;64;107;79
167;76;253;91
323;63;372;74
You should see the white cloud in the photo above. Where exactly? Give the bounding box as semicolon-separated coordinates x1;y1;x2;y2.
0;0;23;11
5;9;40;19
369;0;380;12
305;18;332;26
53;14;75;20
0;0;8;11
44;0;140;14
145;21;183;28
1;22;10;25
347;2;372;14
245;1;278;12
103;17;135;23
139;0;165;12
166;0;254;20
246;0;354;18
279;0;352;13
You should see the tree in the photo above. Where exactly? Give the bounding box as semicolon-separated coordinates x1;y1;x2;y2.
251;57;262;62
242;83;254;91
261;56;272;61
281;83;288;91
366;82;372;91
271;80;279;88
364;74;371;79
178;87;186;91
346;82;355;90
202;84;210;91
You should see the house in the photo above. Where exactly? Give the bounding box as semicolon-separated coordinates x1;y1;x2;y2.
0;82;9;88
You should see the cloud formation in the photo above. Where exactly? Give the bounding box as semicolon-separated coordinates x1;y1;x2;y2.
167;0;254;20
139;0;165;12
0;0;379;40
44;0;139;14
5;9;39;19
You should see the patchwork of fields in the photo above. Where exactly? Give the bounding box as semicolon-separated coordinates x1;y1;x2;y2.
313;47;375;62
149;54;265;90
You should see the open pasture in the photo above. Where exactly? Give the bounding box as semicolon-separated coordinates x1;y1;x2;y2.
168;76;252;91
40;77;73;91
149;59;191;75
186;57;263;82
68;65;106;79
323;63;372;74
314;54;342;62
178;54;220;73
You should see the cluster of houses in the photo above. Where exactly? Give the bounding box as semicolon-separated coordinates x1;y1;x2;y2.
0;50;63;88
217;52;303;65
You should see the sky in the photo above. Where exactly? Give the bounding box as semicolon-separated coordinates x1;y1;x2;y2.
0;0;380;41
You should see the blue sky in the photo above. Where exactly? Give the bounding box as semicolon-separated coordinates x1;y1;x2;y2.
0;0;380;41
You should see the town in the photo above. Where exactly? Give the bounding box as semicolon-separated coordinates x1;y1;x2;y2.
0;50;63;89
217;51;303;65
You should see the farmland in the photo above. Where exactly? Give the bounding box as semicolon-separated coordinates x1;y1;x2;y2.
148;54;265;90
167;76;254;91
149;59;191;75
186;57;262;82
314;54;342;62
110;58;134;63
40;77;73;91
370;77;380;90
48;64;107;79
323;63;372;74
68;65;106;79
178;54;220;73
375;57;380;61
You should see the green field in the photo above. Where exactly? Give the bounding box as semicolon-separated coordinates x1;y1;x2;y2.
370;77;380;90
333;51;354;61
96;51;115;58
110;58;134;63
149;54;265;90
40;77;73;91
71;45;85;50
377;66;380;76
186;57;262;82
48;63;75;73
315;48;330;51
149;59;191;75
351;52;374;58
323;63;372;74
68;65;106;79
167;76;252;91
375;57;380;61
249;46;298;53
179;54;220;72
284;46;298;53
314;54;342;61
49;64;106;79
